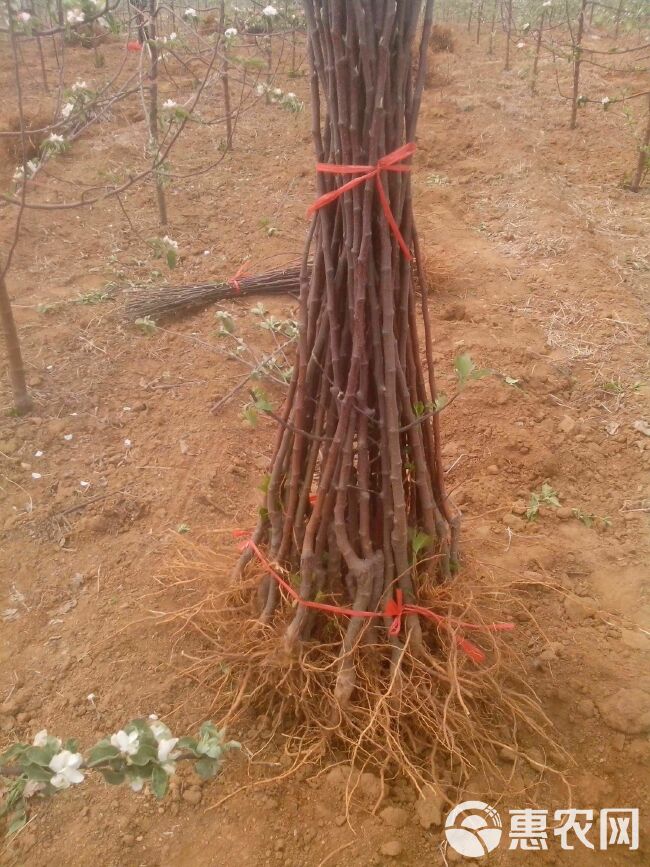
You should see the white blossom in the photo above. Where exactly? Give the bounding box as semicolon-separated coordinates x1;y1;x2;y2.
17;11;31;22
124;438;132;448
516;41;525;48
601;96;610;105
262;5;278;17
157;738;179;763
71;80;88;92
48;133;65;144
31;472;42;480
66;8;85;24
61;102;74;119
162;99;177;109
63;433;73;441
224;27;237;38
34;450;44;457
33;729;61;748
273;87;282;96
162;235;178;249
158;738;180;774
255;83;266;96
168;31;177;40
49;750;84;788
13;166;24;182
110;729;140;756
183;6;198;18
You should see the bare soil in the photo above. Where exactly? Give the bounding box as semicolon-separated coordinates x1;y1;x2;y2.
1;24;649;867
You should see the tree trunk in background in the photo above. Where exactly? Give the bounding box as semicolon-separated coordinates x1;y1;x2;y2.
147;0;168;225
614;0;624;39
0;272;32;415
630;92;650;192
476;0;485;44
504;0;513;71
570;0;588;129
531;8;546;94
488;0;499;55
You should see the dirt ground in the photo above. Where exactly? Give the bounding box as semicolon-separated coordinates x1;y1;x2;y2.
1;22;649;867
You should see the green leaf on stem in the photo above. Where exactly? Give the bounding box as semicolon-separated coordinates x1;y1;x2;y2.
251;388;272;413
24;746;56;767
0;744;28;764
135;316;157;335
454;353;490;386
195;757;219;780
434;394;448;412
176;737;199;756
409;529;432;559
130;743;158;767
87;741;121;767
7;812;27;836
151;765;169;799
215;311;235;334
23;764;52;783
100;769;126;785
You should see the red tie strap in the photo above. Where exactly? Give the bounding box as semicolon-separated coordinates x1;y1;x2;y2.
307;142;417;261
228;262;249;295
236;534;514;664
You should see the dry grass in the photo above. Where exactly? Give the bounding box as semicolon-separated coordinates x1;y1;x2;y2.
429;25;455;54
156;534;570;803
516;290;643;362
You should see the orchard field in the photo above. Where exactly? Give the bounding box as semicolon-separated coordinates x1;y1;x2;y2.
0;1;649;865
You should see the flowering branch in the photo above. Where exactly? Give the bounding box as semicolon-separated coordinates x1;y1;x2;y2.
0;717;240;836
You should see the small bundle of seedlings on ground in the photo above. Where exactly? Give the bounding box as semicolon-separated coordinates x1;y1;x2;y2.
125;263;304;320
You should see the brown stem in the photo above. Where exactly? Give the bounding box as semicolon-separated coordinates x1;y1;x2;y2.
147;0;168;225
570;0;588;130
0;270;32;414
531;9;545;95
504;0;513;71
488;0;498;56
629;91;650;192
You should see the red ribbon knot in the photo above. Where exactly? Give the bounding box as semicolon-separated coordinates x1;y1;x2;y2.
385;589;405;637
233;534;514;665
307;142;416;261
228;262;249;295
